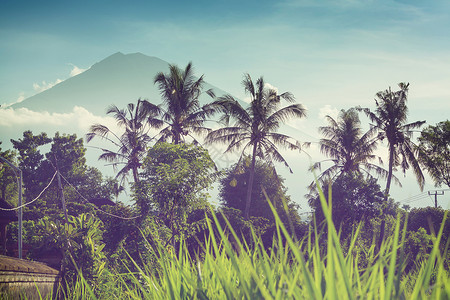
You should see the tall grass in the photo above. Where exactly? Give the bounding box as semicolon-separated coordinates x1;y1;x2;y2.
53;188;450;299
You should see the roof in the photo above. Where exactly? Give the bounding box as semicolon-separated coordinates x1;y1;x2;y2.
0;255;59;275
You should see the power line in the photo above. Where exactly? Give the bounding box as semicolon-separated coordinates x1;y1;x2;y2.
404;195;429;204
399;189;448;207
399;192;429;203
46;158;141;221
427;194;436;206
58;172;141;220
0;168;141;221
0;172;57;211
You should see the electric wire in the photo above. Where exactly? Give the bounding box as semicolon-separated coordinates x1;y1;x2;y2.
58;171;141;220
399;189;448;205
428;194;436;206
0;171;58;211
399;192;429;204
46;158;141;220
0;168;141;220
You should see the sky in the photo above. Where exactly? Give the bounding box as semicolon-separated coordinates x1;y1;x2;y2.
1;0;450;211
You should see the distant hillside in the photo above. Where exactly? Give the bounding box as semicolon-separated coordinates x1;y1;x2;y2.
13;52;229;116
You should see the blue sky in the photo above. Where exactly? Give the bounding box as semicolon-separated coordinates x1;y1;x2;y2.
2;0;450;103
2;0;449;103
1;0;449;209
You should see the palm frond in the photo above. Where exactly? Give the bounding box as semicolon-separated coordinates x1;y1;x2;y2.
267;132;302;151
266;104;306;130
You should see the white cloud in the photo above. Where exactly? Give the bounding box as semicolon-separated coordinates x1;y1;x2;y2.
33;79;63;93
69;63;88;77
264;82;279;93
318;105;339;122
242;96;252;103
1;92;26;108
0;107;59;127
412;79;450;100
0;106;118;133
286;116;308;131
239;83;284;103
2;64;88;108
16;92;26;104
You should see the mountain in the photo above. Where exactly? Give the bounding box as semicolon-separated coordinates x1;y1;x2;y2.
1;52;434;212
12;52;228;115
1;52;319;211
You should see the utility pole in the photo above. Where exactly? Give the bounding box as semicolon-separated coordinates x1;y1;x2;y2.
18;171;22;259
428;190;445;208
54;156;69;225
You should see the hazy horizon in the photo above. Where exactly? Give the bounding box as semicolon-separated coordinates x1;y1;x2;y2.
1;1;449;211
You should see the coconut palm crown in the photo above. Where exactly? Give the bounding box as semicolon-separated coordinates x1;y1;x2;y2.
206;73;307;219
153;62;216;144
357;83;425;196
309;108;395;192
86;99;162;184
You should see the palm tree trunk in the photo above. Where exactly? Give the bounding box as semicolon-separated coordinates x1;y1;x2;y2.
385;143;395;200
244;143;257;220
378;143;395;254
132;167;140;184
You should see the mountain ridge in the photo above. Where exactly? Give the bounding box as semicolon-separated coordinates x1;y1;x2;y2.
12;52;228;116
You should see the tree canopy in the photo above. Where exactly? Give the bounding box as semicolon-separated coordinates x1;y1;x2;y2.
139;142;217;213
309;172;385;237
0;142;17;202
11;131;52;200
358;83;425;196
11;131;116;221
153;62;216;144
417;120;450;188
206;74;307;218
219;158;299;224
86;99;161;184
136;142;219;247
310;108;390;192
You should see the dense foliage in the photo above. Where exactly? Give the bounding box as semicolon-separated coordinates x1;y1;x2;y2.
309;172;385;235
309;108;390;192
1;76;449;298
135;142;219;249
206;74;307;219
0;141;16;201
417;120;450;188
220;158;303;231
357;83;425;195
153;62;216;144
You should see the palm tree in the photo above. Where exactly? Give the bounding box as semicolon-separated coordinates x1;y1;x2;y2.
358;83;425;197
153;62;216;144
309;108;394;191
112;182;125;203
86;99;162;184
417;121;450;188
206;74;307;219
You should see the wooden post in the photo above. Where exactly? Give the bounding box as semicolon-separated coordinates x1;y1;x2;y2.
18;170;22;259
55;166;69;225
428;190;444;208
